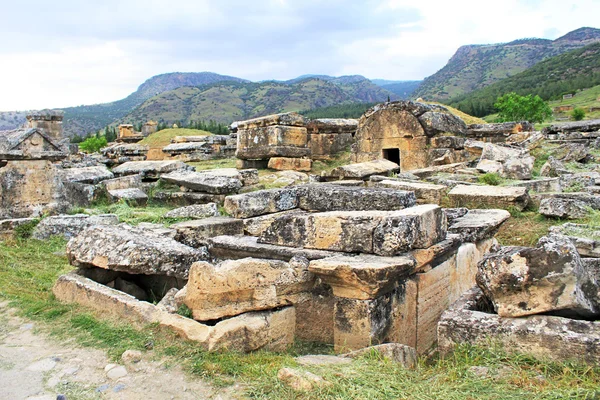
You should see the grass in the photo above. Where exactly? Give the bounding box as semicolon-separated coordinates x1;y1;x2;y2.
478;172;503;186
1;234;599;398
139;128;212;149
188;158;237;171
311;151;352;175
426;102;487;125
84;200;188;226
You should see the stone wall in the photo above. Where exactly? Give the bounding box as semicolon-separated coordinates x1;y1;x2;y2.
26;111;64;140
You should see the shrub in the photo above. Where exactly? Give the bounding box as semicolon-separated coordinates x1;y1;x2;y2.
494;92;552;123
478;172;502;186
79;136;108;153
571;107;586;121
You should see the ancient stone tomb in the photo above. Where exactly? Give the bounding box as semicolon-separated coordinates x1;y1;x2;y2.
54;183;508;354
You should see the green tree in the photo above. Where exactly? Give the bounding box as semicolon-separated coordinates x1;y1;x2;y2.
571;107;586;121
494;92;552;123
78;136;108;153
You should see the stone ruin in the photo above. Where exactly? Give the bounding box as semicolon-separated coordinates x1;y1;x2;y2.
26;110;65;141
49;178;510;354
117;124;143;142
234;113;358;172
161;134;236;162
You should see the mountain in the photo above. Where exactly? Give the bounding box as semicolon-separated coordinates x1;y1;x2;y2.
448;42;600;117
0;72;248;137
378;81;422;99
118;77;396;126
414;27;600;101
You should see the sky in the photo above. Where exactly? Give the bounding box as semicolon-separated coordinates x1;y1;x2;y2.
1;0;599;111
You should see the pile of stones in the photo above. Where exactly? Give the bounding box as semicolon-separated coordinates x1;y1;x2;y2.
162;134;236;162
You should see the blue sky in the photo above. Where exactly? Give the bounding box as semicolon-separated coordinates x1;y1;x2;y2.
1;0;599;110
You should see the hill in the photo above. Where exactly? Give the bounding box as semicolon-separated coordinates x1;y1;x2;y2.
118;77;396;126
414;27;600;101
379;81;422;99
448;42;600;117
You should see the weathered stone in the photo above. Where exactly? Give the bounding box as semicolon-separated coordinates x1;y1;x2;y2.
115;277;147;300
268;157;312;172
224;188;298;218
235;159;269;170
62;165;114;184
235;112;307;130
208;235;338;262
162;142;212;155
309;132;354;160
373;205;447;256
510;178;561;193
156;287;179;313
549;223;600;258
297;184;416;212
164;203;219;219
560;172;600;191
543;119;600;135
112;160;190;178
32;214;119;240
236;125;309;160
532;192;600;210
448;185;530;211
540;156;569;177
448;209;510;243
476;234;599;318
327;159;400;180
277;368;329;391
0;160;68;218
468;121;534;137
409;162;467;179
107;188;148;206
476;143;534;180
342;343;417;368
539;198;590;219
443;208;469;224
136;222;177;239
309;254;415;299
67;224;206;279
77;266;121;285
418;111;467;136
121;349;143;364
243;210;303;237
306;118;358;134
438;287;600;364
185;257;314;320
161;170;242;194
550;143;590;162
172;217;243;248
152;191;226;206
196;168;259;187
371;180;447;204
295;355;352;366
101;174;142;191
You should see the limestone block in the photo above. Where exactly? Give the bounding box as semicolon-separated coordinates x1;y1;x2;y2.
539;198;590;219
430;136;466;149
161;170;242;194
185;257;314;320
67;224;206;279
309;133;354;160
477;234;599;318
306;118;358;134
243;210;303;237
268;157;312;172
208;235;338;262
108;188;148;206
327;159;400;180
297;184;416;212
62;165;114;184
448;209;510;243
172;217;243;248
235;112;307;130
308;254;415;299
236;125;309;160
277;367;330;391
371;180;447;205
294;284;335;343
32;214;119;240
164;203;219;219
112;160;189;178
418;111;467;136
448;184;530;211
438;287;600;364
223;188;298;218
236;159;269;169
342;343;417;368
101;174;142;191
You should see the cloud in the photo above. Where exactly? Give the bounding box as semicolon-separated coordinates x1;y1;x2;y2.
0;0;599;110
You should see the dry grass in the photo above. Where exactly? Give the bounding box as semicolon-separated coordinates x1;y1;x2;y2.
426;102;487;125
139;128;211;149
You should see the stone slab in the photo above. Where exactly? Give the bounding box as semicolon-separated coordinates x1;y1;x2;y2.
172;217;244;248
448;184;530;211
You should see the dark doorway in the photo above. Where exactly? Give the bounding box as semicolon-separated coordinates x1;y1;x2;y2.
382;148;400;165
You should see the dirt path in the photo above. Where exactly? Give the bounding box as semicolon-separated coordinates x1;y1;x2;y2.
0;302;239;400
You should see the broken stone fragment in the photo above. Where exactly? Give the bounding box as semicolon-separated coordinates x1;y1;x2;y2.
418;111;467;136
184;257;314;321
61;165;114;184
67;224;206;279
538;198;590;219
370;180;447;205
297;184;416;212
341;343;417;369
326;159;400;180
267;157;312;172
164;203;219;219
476;233;600;318
448;184;530;211
161;170;242;194
277;367;330;391
112;160;190;178
308;254;415;299
172;217;244;248
448;209;510;243
32;213;119;240
107;188;148;206
476;143;535;180
223;188;298;218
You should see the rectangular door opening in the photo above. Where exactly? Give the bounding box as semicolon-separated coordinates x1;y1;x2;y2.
382;148;400;165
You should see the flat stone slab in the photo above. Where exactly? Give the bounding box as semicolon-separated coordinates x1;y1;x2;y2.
509;178;560;193
448;184;530;211
326;159;399;180
243;210;304;237
112;161;190;178
164;203;219;219
235;112;307;130
108;188;148;205
295;355;352;366
32;214;119;240
162;142;211;154
185;257;314;320
341;343;417;368
54;272;295;352
371;180;447;204
448;209;510;243
438;287;600;364
67;224;206;279
309;254;415;299
297;184;416;212
224;188;298;218
161;170;242;194
208;235;339;262
550;223;600;258
152;191;226;206
62;165;114;184
172;217;244;248
409;162;467;179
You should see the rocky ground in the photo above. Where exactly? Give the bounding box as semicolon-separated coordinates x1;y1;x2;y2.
0;302;238;400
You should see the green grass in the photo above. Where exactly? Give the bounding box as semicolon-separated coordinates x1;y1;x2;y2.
87;201;189;226
478;172;503;186
139;128;212;149
188;158;237;171
1;219;600;398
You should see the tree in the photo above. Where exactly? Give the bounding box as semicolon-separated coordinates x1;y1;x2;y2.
494;93;553;123
571;107;586;121
78;136;108;153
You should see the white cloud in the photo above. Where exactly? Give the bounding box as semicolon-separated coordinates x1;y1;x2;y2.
1;0;599;110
